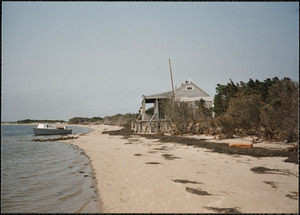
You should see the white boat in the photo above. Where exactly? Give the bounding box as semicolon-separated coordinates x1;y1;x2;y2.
33;124;72;135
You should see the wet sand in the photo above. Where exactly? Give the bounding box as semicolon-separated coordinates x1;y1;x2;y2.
63;124;298;213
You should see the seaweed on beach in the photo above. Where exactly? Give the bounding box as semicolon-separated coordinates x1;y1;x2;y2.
286;192;298;200
161;154;180;160
128;138;139;142
204;206;241;213
148;150;158;153
145;162;161;165
102;125;298;164
173;179;203;184
263;181;277;189
250;166;292;176
102;125;134;138
185;187;211;196
32;136;78;142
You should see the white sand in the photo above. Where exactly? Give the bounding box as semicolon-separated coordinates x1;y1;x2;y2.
63;124;298;213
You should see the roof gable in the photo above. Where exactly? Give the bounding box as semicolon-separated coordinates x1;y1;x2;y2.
144;80;210;100
175;81;210;97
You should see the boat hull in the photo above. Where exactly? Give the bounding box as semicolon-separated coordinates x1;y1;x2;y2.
33;128;72;135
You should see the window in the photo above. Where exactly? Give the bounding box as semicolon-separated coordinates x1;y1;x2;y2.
186;86;193;90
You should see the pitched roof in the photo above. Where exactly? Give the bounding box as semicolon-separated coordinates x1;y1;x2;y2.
143;81;211;100
143;90;173;99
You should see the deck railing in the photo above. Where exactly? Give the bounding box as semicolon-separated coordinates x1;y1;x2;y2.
131;119;170;133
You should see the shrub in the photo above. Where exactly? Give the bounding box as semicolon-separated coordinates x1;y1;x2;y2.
260;80;298;142
192;99;215;134
68;117;103;124
214;78;298;141
161;99;194;134
214;115;235;138
103;113;138;126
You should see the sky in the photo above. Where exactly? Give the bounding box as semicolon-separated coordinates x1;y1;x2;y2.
2;2;299;122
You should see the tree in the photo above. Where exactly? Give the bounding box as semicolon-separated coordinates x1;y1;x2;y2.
214;77;282;117
214;79;239;116
213;77;297;141
260;79;298;141
214;94;262;137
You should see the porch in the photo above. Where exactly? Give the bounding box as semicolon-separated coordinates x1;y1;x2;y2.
131;119;170;133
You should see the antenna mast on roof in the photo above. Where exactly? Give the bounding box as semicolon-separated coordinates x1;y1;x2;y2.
169;59;175;102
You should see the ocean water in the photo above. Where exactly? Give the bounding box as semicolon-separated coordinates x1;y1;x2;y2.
1;124;99;213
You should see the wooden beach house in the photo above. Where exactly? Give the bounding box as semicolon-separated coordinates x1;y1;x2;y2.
133;79;214;133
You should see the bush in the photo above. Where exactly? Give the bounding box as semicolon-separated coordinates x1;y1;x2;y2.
161;99;194;134
192;99;215;134
103;113;138;126
214;78;298;142
68;117;103;124
260;80;298;142
214;115;235;138
68;114;138;126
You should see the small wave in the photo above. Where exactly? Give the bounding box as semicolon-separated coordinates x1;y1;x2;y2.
74;198;92;213
59;189;83;201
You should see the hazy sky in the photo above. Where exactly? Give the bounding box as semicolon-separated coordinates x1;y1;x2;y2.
2;2;299;121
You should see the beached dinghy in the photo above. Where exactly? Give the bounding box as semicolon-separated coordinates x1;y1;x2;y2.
33;124;72;135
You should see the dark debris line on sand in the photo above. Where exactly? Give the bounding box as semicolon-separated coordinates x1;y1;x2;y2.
185;187;211;196
161;154;180;160
102;125;298;164
32;136;78;142
286;192;298;200
173;179;203;184
204;206;241;214
145;162;161;165
250;166;293;176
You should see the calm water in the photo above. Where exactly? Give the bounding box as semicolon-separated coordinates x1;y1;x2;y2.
1;124;99;213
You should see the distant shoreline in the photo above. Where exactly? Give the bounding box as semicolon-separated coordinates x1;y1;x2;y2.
1;122;85;125
2;121;66;124
2;122;64;125
2;122;39;125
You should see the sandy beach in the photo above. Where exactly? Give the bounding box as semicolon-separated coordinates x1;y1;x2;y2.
63;124;298;213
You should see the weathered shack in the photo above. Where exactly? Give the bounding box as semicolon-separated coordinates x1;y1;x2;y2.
133;80;213;133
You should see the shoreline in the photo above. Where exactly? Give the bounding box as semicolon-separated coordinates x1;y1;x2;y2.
62;124;123;213
1;124;100;213
67;143;101;213
62;124;298;213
